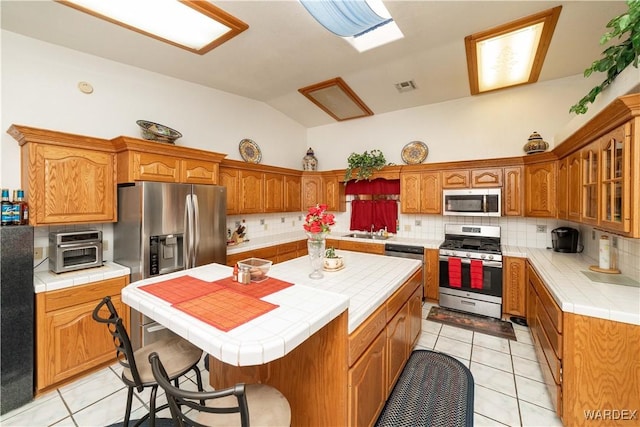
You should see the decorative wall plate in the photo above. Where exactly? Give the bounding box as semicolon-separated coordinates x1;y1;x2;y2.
239;138;262;163
401;141;428;164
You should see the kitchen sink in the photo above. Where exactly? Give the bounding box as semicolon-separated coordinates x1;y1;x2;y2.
343;233;389;240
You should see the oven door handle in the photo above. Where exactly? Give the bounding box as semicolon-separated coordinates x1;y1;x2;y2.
439;256;502;268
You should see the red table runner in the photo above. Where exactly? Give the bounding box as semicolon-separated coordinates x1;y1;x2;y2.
212;276;294;299
173;289;278;332
138;275;293;332
139;276;224;304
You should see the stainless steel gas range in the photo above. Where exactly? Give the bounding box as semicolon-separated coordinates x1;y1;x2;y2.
438;224;503;318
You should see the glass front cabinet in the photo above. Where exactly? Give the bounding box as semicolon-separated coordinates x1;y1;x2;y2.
581;142;599;225
599;123;631;233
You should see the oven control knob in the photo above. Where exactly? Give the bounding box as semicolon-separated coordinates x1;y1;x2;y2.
466;252;471;258
487;255;494;260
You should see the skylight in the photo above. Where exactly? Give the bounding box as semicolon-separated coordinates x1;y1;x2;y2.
300;0;403;52
58;0;248;54
465;6;562;94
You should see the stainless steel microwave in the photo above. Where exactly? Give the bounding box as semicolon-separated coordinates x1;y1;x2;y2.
443;188;501;217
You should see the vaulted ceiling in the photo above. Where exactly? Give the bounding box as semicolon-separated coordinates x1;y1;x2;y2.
1;1;628;127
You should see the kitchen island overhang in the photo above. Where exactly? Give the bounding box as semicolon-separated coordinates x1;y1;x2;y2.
121;250;421;366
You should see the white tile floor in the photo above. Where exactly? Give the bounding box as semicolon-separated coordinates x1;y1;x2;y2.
1;302;563;426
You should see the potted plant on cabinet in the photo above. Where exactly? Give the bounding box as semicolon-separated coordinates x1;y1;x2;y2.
343;149;388;182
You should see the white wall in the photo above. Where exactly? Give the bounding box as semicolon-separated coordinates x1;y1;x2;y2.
0;30;308;191
306;73;607;169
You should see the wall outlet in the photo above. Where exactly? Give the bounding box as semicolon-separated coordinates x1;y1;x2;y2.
298;215;302;221
34;247;43;260
264;223;268;231
592;230;596;240
260;219;265;225
612;236;618;248
404;224;411;232
281;217;285;223
235;220;241;228
536;225;547;233
103;240;108;251
415;219;422;226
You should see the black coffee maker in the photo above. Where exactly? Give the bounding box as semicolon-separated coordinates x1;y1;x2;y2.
551;227;580;253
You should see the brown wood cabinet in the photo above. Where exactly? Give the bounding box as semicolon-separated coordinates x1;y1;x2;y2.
526;263;563;416
264;172;284;213
8;125;118;226
324;174;346;212
599;123;632;234
525;161;557;217
442;170;469;188
581;142;599;225
526;262;640;426
400;171;441;214
503;257;526;317
471;168;503;187
284;175;302;212
238;170;264;213
503;166;523;216
338;239;385;255
556;158;568;220
219;166;239;215
112;136;224;185
301;173;323;209
424;249;439;301
35;275;129;392
567;152;581;223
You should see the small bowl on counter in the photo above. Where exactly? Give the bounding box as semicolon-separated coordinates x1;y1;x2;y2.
237;258;272;282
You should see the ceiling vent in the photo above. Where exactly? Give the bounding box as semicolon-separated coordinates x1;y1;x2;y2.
394;80;417;93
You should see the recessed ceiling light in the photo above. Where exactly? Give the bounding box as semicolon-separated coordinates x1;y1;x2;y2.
299;77;373;121
465;6;562;94
57;0;248;54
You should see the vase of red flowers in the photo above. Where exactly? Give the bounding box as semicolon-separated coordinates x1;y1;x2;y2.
303;204;335;279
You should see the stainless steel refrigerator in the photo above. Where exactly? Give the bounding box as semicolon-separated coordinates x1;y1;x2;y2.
114;181;226;349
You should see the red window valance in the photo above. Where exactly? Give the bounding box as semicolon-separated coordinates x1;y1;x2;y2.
345;178;400;195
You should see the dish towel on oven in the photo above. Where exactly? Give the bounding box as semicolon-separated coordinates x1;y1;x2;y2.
448;257;462;288
470;259;483;289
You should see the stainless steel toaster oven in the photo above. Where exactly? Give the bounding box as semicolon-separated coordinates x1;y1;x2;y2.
49;230;103;273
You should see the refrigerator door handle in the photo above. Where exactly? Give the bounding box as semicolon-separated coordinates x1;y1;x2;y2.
192;194;200;266
185;194;194;268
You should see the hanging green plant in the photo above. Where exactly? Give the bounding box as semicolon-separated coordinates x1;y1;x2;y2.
344;149;388;182
570;0;640;115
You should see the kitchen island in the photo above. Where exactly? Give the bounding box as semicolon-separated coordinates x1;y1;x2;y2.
122;250;422;426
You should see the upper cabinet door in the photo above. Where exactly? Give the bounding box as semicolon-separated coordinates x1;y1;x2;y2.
581;142;599;225
264;172;284;213
219;167;239;215
556;159;568;220
503;166;523;216
442;170;469;188
567;152;582;223
420;172;441;214
471;168;503;187
239;170;264;213
284;175;302;212
33;144;116;225
525;162;556;218
600;123;631;233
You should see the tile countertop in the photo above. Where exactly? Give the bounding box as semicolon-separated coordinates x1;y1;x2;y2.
503;246;640;326
227;230;441;255
34;261;131;293
122;251;421;366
